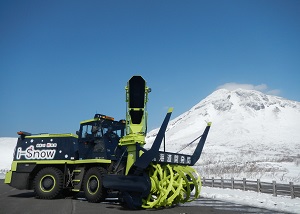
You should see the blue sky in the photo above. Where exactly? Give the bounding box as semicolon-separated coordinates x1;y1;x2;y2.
1;0;299;137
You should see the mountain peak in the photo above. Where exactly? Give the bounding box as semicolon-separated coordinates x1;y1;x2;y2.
147;89;300;141
195;88;300;114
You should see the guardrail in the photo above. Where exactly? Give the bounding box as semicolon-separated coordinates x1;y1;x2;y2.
202;177;300;199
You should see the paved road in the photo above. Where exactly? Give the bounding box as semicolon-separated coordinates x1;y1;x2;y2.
0;180;288;214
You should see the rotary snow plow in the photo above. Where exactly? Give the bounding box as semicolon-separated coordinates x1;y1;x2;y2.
103;76;211;209
5;75;211;210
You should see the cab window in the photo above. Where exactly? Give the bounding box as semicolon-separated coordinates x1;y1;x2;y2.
81;124;93;138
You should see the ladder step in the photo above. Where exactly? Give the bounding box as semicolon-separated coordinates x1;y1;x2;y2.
72;167;85;192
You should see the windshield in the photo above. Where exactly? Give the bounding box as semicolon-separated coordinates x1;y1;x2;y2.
80;121;125;139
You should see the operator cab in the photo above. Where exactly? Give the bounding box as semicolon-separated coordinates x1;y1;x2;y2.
77;114;126;160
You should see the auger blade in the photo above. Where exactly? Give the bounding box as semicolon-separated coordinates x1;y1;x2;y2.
132;108;173;174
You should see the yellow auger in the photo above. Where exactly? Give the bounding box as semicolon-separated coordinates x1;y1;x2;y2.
142;164;201;208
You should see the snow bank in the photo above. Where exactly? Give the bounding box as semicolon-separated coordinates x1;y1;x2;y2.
0;138;17;169
199;187;300;214
0;138;17;179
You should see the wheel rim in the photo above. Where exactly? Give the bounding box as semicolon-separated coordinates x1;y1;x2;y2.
87;175;100;195
40;175;56;192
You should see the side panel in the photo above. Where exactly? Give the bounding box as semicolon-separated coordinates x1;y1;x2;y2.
152;152;192;165
14;136;78;161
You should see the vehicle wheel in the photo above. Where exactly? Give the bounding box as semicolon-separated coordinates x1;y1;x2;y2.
83;167;107;203
34;167;63;199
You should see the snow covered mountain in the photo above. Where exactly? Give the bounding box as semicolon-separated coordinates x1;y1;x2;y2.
146;88;300;183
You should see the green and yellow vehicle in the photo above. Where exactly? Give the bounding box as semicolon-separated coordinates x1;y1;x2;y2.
5;76;211;209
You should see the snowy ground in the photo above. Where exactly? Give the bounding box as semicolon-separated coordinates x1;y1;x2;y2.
198;187;300;214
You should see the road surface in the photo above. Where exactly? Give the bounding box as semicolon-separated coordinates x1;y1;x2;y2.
0;180;288;214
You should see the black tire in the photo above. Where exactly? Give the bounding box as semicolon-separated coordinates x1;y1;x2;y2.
34;167;63;199
83;167;107;203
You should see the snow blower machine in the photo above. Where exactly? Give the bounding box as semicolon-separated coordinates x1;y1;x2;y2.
5;75;211;209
